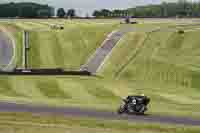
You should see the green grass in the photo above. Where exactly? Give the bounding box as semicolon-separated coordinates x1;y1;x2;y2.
27;21;118;69
101;23;200;86
0;78;22;97
100;32;148;78
37;79;71;99
0;19;118;69
0;112;199;133
1;20;200;122
0;76;199;118
99;22;200;117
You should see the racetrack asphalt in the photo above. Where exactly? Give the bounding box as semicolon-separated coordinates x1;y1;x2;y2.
0;101;200;126
80;26;135;74
0;30;13;71
0;24;200;126
75;26;200;126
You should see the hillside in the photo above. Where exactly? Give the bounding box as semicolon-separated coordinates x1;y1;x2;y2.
101;24;200;88
98;22;200;117
0;20;200;118
0;20;118;69
28;21;117;69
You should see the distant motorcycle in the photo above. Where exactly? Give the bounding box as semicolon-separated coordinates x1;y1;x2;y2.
117;95;150;115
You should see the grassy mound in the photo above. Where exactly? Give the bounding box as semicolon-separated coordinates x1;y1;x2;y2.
0;112;199;133
0;20;200;119
98;23;200;117
0;20;118;69
0;76;200;118
101;26;200;87
28;22;117;69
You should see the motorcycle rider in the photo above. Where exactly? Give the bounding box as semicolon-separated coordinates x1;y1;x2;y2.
125;94;145;103
118;94;150;115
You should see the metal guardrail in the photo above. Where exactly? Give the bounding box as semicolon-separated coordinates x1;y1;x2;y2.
0;69;92;76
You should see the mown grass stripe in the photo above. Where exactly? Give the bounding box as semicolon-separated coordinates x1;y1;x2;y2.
37;80;71;99
0;78;24;97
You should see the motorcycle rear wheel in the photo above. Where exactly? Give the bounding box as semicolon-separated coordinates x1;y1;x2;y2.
135;104;146;115
117;108;124;114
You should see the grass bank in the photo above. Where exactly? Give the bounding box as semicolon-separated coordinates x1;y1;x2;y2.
28;22;117;69
0;112;199;133
0;20;200;119
0;76;200;118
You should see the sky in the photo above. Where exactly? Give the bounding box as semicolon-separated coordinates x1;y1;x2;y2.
0;0;197;16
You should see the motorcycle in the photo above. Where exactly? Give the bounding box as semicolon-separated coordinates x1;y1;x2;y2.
117;95;150;115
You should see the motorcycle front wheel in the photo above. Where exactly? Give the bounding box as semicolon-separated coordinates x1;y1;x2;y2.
117;103;126;114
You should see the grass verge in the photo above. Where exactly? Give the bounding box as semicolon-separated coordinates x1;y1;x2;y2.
0;112;199;133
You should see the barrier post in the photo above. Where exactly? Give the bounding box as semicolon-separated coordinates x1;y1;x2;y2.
22;31;29;69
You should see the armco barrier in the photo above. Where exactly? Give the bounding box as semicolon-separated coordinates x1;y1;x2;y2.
0;69;92;76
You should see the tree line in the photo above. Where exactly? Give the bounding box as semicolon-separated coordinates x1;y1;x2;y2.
93;0;200;18
56;8;76;18
0;2;54;18
3;0;200;18
0;2;77;18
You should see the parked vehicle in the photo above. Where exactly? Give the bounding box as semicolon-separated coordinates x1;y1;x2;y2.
120;17;137;24
50;24;64;30
117;95;150;115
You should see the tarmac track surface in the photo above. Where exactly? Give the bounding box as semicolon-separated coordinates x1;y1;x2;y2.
0;102;200;126
1;25;200;126
81;26;162;74
0;31;13;70
78;26;200;126
81;26;135;74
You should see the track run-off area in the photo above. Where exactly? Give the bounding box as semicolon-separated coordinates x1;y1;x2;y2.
0;101;200;126
80;26;135;74
1;19;200;127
